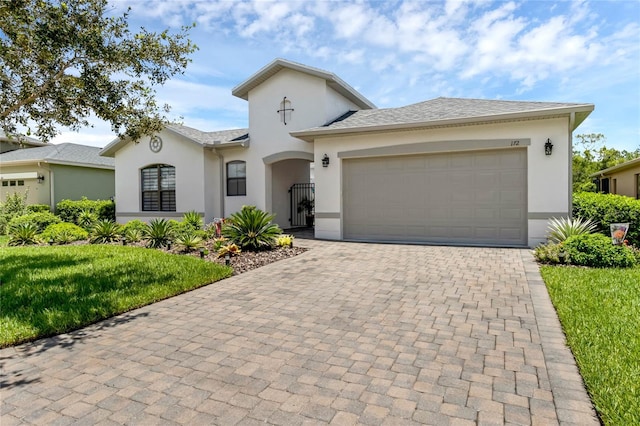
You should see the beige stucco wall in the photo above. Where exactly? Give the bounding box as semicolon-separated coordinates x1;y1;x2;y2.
0;164;50;206
113;129;207;224
312;117;571;247
238;68;358;226
601;166;640;198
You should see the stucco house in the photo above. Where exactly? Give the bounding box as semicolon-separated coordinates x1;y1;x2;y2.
100;58;593;247
0;143;115;209
591;157;640;198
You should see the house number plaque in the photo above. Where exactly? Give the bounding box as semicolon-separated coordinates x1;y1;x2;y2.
149;136;163;153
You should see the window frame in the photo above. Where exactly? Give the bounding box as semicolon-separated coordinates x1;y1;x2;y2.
141;164;176;212
226;160;247;196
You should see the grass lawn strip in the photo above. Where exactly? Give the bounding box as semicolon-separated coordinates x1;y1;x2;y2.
0;245;232;347
540;266;640;425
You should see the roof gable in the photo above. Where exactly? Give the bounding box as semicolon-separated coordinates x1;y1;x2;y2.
99;125;250;157
231;58;375;110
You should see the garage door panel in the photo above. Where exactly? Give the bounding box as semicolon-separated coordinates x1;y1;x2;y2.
343;148;527;246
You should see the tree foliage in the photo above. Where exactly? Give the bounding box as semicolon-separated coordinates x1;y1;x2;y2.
0;0;197;142
572;133;639;193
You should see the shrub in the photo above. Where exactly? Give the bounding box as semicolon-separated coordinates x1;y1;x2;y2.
533;243;568;264
182;211;203;231
212;237;228;251
76;209;98;230
56;197;115;223
563;233;637;268
8;211;61;233
144;218;174;248
41;223;88;244
546;216;597;244
90;220;121;244
222;205;282;251
0;191;28;234
217;243;241;258
26;204;51;213
122;227;143;244
276;234;294;247
573;192;640;247
121;219;147;233
8;222;40;246
175;231;203;252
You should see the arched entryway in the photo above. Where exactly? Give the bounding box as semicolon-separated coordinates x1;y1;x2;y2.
263;151;314;230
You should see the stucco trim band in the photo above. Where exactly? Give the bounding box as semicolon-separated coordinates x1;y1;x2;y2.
528;212;569;220
337;138;531;159
116;212;195;218
315;212;340;219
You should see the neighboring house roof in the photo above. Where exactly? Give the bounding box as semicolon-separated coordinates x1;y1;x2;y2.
291;97;595;142
590;157;640;177
99;124;250;157
231;58;376;110
0;143;114;169
0;130;47;149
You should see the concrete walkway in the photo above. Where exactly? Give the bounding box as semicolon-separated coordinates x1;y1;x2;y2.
1;239;598;425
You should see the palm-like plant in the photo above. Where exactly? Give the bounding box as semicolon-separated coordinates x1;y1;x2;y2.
182;211;203;230
77;209;98;230
144;218;175;248
222;206;282;251
8;222;40;246
90;220;121;244
547;216;598;244
175;230;203;252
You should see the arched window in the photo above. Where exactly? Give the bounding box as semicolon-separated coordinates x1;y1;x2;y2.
141;164;176;211
227;161;246;196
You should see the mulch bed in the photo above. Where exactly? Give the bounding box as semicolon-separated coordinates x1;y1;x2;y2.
178;241;307;275
61;239;308;276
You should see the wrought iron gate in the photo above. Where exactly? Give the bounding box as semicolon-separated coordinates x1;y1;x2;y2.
289;183;315;227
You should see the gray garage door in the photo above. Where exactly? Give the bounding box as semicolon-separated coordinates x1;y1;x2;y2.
343;148;527;246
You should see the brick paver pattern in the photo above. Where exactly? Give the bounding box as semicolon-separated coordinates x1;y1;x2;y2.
1;240;598;425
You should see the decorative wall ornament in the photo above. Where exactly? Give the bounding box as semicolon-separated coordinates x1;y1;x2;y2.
149;135;163;153
277;97;294;125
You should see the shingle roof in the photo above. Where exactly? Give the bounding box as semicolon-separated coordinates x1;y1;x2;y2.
166;124;249;145
590;157;640;177
292;97;594;141
324;97;591;129
0;143;114;168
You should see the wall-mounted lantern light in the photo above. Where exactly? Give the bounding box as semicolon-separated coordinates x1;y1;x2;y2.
37;174;45;183
544;138;553;156
322;154;330;168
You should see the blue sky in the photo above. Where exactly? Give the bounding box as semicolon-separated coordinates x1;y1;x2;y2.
52;0;640;153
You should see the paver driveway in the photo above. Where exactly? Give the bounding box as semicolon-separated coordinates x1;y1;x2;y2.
1;239;598;425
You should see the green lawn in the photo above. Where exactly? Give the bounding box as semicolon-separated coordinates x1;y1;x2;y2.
0;245;232;347
0;235;8;246
540;265;640;425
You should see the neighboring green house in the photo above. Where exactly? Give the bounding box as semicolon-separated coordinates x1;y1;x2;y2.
0;143;115;209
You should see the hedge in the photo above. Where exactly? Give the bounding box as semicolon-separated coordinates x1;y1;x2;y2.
8;212;61;233
26;204;51;213
56;198;115;223
573;192;640;246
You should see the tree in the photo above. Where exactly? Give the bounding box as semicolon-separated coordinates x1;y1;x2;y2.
572;133;640;192
0;0;197;142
